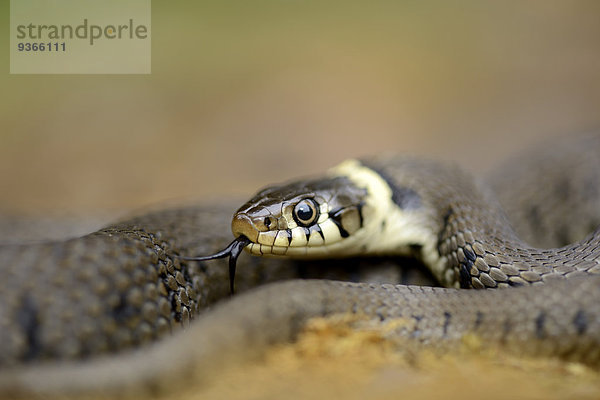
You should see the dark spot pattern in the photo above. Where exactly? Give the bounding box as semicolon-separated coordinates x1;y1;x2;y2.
573;310;588;335
328;209;350;238
443;312;451;337
437;207;454;255
309;224;324;241
474;311;484;329
535;312;547;339
360;162;422;209
17;297;40;361
285;229;293;246
357;203;364;226
303;227;311;242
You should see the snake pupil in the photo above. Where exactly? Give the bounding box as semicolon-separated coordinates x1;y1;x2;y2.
293;199;318;226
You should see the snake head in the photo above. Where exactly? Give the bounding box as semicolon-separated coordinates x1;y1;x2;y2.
182;157;433;292
231;169;371;258
177;172;366;293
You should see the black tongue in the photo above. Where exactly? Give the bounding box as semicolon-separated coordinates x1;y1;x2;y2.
226;236;251;294
176;236;251;294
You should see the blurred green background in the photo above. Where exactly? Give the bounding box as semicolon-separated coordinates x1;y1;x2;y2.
1;0;600;218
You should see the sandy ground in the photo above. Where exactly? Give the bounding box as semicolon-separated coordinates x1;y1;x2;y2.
2;1;600;398
188;316;600;400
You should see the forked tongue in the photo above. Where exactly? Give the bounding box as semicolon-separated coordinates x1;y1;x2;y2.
177;236;251;294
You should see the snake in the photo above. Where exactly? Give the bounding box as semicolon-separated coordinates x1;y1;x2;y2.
1;133;600;397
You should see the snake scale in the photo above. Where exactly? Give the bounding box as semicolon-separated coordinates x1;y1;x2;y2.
1;134;600;396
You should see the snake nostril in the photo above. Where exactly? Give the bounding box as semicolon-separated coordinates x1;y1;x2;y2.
231;213;259;242
264;217;271;228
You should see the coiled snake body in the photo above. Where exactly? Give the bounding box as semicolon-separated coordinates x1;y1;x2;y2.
1;134;600;396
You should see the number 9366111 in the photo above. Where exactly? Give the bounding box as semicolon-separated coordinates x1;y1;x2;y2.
17;42;66;52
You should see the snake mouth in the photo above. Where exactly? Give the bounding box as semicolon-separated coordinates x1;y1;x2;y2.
231;213;260;242
176;235;251;294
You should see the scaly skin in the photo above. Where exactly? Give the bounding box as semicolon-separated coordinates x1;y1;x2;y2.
1;135;600;396
1;277;599;396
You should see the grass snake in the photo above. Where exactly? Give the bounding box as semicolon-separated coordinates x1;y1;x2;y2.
1;134;600;396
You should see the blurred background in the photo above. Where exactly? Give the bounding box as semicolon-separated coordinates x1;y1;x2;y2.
1;1;600;229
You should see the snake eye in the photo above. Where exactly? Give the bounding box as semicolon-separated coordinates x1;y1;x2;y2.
293;199;319;227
